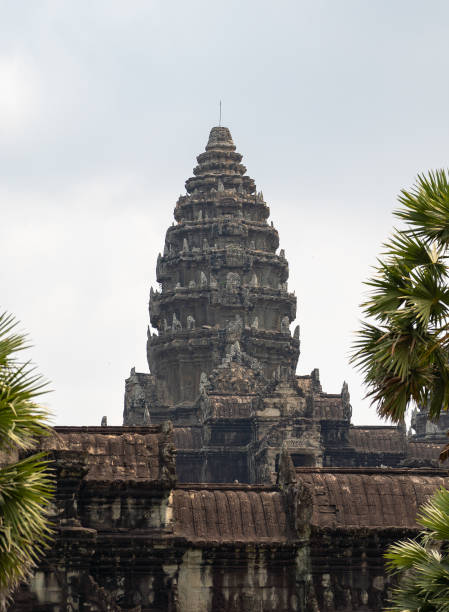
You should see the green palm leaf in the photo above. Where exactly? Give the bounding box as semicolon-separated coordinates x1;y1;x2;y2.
0;312;54;608
352;170;449;610
396;170;449;247
385;488;449;611
351;169;449;425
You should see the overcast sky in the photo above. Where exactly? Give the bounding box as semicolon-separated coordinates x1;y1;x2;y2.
2;1;449;426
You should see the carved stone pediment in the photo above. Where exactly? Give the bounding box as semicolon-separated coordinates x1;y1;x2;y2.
208;361;264;396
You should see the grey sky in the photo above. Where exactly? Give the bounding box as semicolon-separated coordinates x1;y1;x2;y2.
2;0;449;426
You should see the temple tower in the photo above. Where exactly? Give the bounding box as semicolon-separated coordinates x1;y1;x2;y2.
124;126;351;484
145;126;299;409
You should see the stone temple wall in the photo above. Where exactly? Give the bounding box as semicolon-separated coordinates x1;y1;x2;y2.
11;427;314;612
10;427;449;611
9;126;448;611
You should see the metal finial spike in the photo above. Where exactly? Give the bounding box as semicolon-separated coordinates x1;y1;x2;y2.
219;100;222;126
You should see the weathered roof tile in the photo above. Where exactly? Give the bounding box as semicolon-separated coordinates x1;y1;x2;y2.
348;427;404;453
173;486;291;542
297;468;449;529
41;426;167;482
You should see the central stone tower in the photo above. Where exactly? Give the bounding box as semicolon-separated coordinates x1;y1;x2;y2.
124;126;350;483
146;126;298;406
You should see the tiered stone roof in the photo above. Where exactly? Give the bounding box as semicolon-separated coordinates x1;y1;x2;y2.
147;126;299;407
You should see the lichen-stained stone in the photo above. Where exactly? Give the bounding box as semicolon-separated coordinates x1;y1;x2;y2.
173;485;292;543
297;466;449;529
41;426;174;484
298;466;449;611
11;424;317;612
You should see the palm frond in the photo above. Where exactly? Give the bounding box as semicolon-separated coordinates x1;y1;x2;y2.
0;312;51;451
0;313;30;367
384;230;446;274
0;311;54;606
385;487;449;611
385;538;431;572
351;170;449;425
417;488;449;540
396;170;449;247
0;454;54;600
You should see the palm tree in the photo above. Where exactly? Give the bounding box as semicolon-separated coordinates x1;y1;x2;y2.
385;486;449;611
351;170;449;459
351;171;449;609
0;312;54;608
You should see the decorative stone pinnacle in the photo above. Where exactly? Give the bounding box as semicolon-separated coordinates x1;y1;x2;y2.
205;126;236;151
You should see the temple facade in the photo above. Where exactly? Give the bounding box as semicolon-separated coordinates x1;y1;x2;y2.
123;126;442;481
11;126;448;611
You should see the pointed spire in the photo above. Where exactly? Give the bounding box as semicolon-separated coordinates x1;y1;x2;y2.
281;316;290;334
200;271;208;288
143;406;151;425
172;313;182;332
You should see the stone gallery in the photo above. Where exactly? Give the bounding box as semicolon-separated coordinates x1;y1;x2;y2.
12;127;449;611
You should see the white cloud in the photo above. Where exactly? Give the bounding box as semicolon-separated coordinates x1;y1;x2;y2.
0;55;41;139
